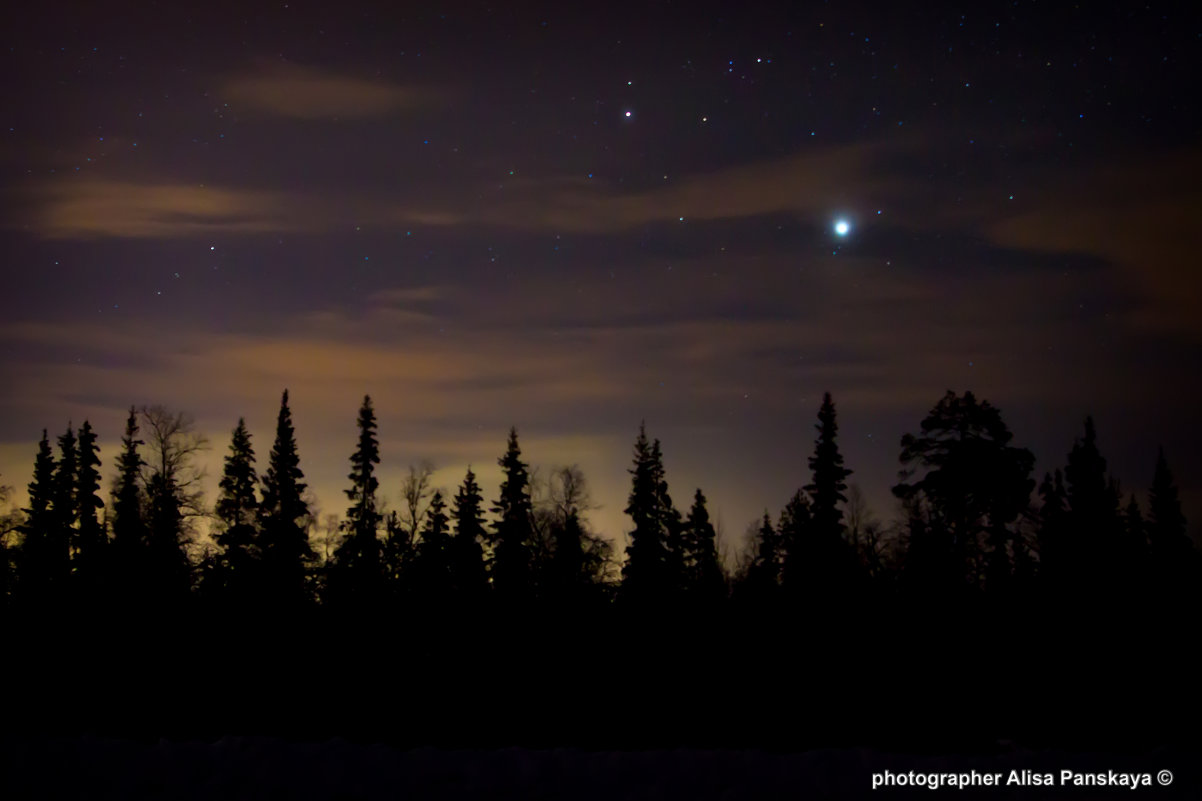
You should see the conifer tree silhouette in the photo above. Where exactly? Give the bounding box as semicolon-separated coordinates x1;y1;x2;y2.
894;391;1034;597
17;431;58;605
450;466;489;601
213;418;260;604
330;395;383;606
739;512;782;604
74;420;106;593
491;428;535;602
1036;468;1069;598
259;390;314;608
109;407;147;605
415;489;453;598
622;423;676;604
791;393;862;603
1063;417;1124;603
52;424;78;564
1147;448;1195;601
682;488;725;604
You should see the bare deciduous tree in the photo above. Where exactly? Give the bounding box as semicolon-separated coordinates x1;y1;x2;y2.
139;405;209;520
399;460;437;540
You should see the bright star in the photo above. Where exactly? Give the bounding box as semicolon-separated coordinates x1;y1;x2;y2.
834;219;851;236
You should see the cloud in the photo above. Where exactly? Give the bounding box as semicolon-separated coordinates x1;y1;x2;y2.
390;139;903;234
29;180;311;239
223;64;430;119
982;150;1202;338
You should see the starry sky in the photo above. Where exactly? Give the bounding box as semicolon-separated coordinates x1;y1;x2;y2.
3;0;1201;548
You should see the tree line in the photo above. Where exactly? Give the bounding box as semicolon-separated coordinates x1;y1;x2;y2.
2;388;1196;621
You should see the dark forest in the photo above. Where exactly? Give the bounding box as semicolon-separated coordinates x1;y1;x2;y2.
3;388;1197;752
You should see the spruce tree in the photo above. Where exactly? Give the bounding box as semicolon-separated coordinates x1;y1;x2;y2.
214;419;260;601
17;431;58;603
74;420;105;585
650;438;684;593
1063;417;1124;597
491;427;534;601
450;467;488;599
1148;448;1188;560
331;395;383;604
1147;448;1194;598
416;490;452;596
778;488;811;589
805;392;851;537
622;423;670;603
683;488;724;604
52;424;79;556
110;407;147;596
740;512;782;602
259;390;313;606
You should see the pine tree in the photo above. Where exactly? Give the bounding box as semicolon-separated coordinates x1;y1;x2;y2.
491;427;534;601
893;391;1034;594
450;467;488;599
331;395;383;604
214;419;260;601
74;420;106;585
259;390;313;606
17;431;58;603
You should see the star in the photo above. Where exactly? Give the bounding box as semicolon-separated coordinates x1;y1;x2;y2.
834;219;851;237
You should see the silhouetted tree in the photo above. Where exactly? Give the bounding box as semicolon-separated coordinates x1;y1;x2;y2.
330;395;383;606
491;428;534;602
1062;417;1125;602
413;490;453;598
450;466;489;600
259;390;314;607
140;405;207;607
1036;469;1069;595
681;488;725;604
893;391;1034;597
738;512;782;604
805;392;851;537
17;431;59;604
0;483;23;608
52;425;78;562
1146;448;1195;601
73;420;106;590
109;407;147;601
212;418;260;603
622;424;682;604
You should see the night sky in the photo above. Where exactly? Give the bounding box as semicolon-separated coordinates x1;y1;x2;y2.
4;1;1200;548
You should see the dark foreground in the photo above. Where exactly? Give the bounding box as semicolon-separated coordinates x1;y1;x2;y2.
3;738;1200;800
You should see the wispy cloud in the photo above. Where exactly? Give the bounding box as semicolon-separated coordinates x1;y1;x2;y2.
223;63;431;119
29;180;310;239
